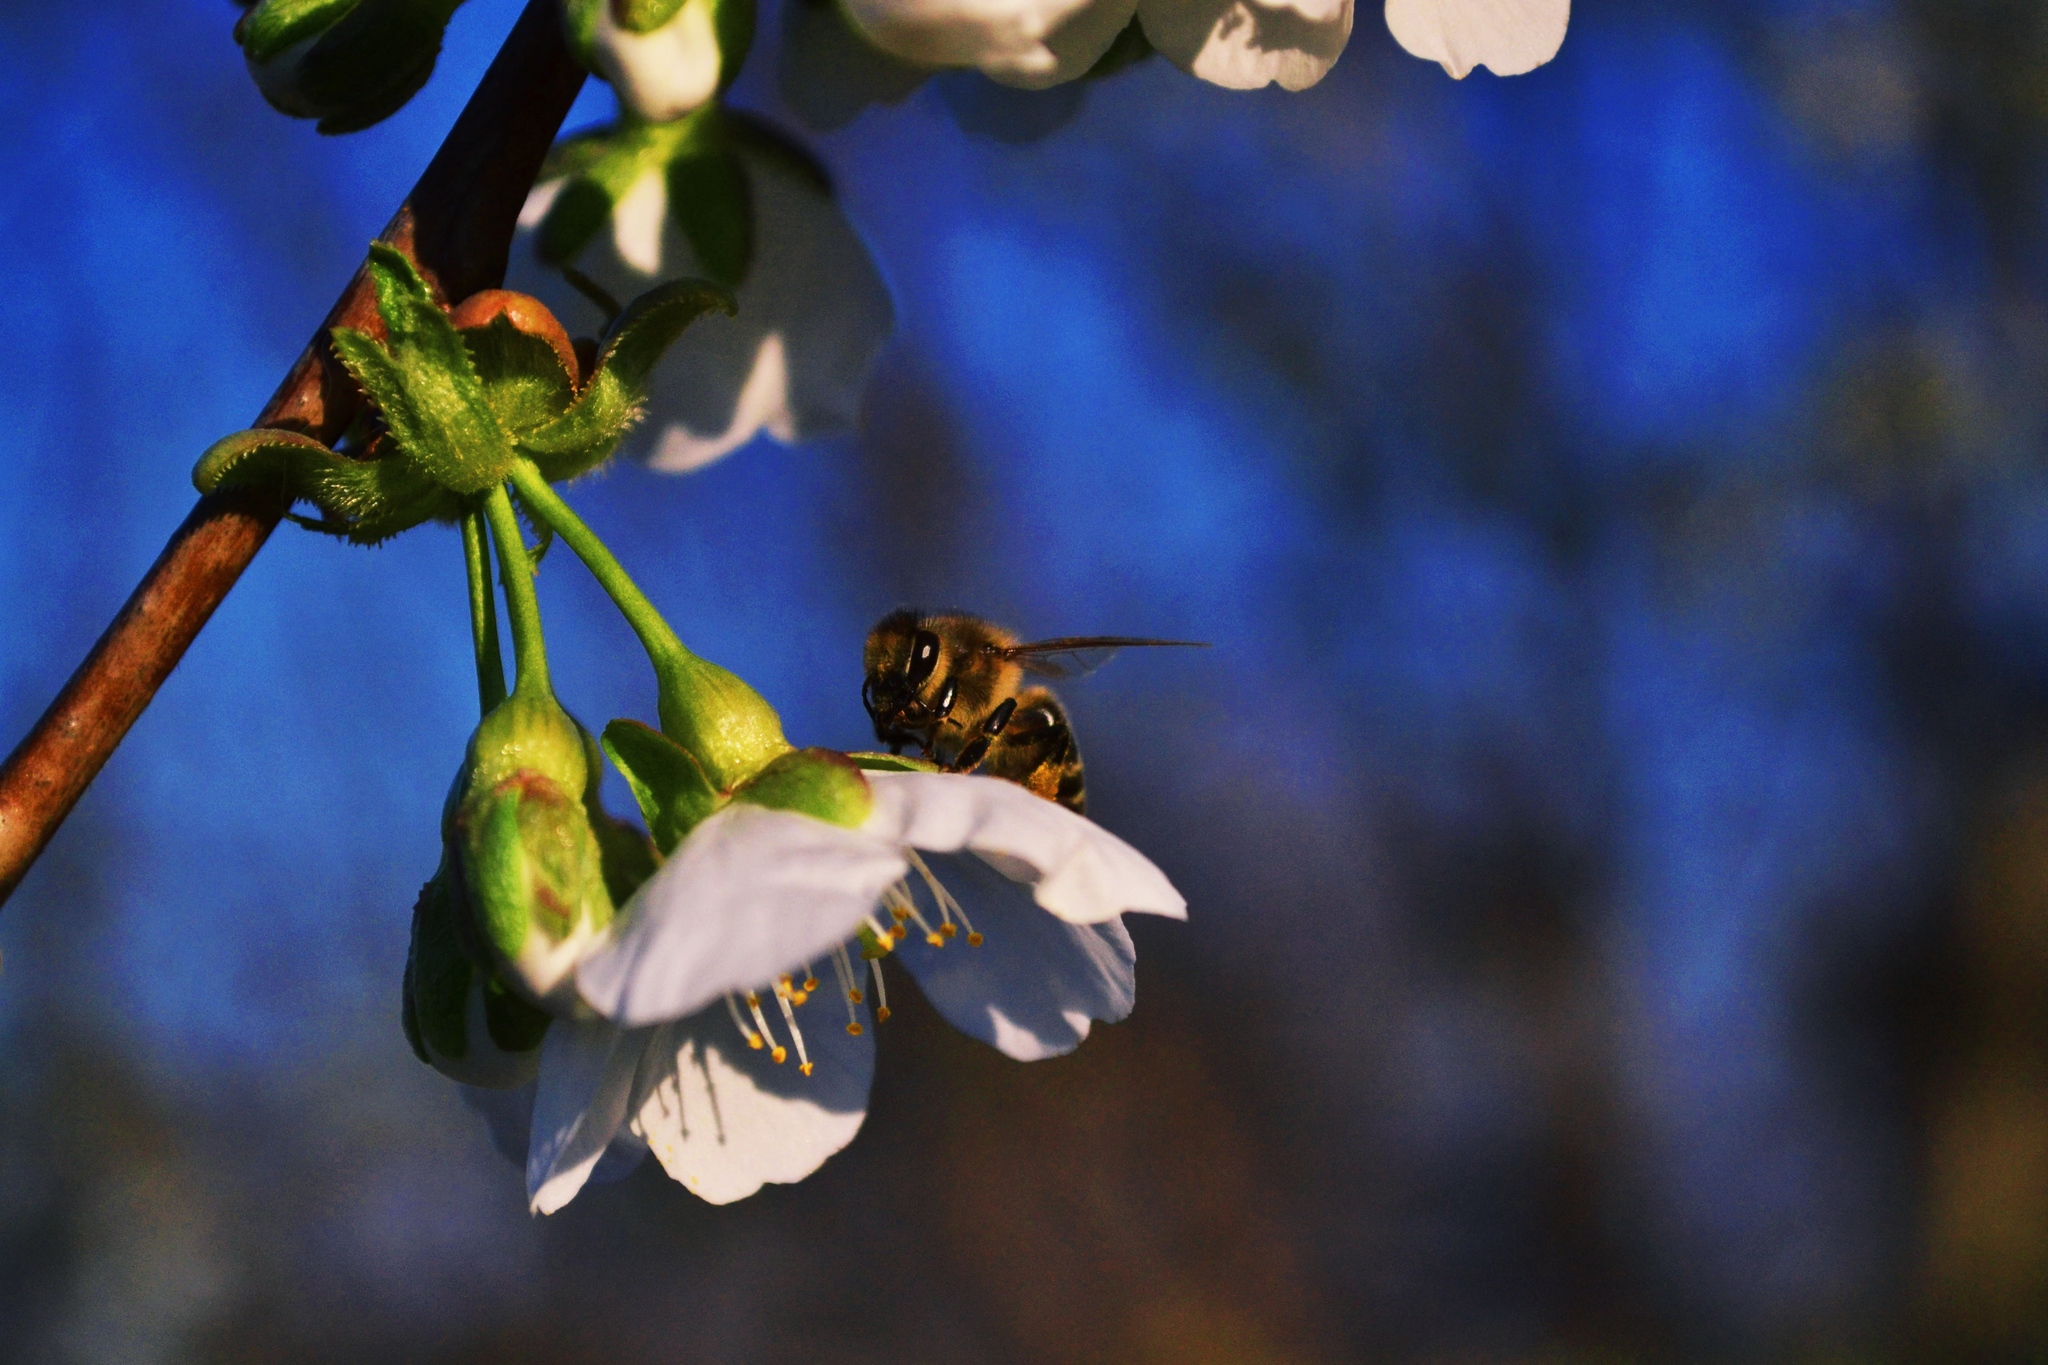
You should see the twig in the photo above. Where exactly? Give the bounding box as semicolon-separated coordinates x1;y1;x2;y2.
0;0;586;907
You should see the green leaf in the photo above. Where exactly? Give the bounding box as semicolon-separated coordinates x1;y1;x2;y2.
517;278;734;482
192;427;459;544
667;145;752;288
601;719;723;854
462;314;577;436
330;244;517;494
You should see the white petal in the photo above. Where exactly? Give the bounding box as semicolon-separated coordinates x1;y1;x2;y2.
526;1018;646;1215
1139;0;1352;90
843;0;1102;73
985;0;1140;89
576;804;909;1027
629;984;874;1204
894;852;1136;1060
508;146;893;473
644;332;792;472
593;0;722;122
863;772;1186;925
463;1079;647;1185
1383;0;1566;78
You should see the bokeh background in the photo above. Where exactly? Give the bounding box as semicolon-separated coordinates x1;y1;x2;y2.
6;0;2048;1358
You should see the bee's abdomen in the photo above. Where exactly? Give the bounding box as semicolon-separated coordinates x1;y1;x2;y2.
981;688;1086;814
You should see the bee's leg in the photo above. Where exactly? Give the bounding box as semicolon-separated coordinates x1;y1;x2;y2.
978;691;1084;812
947;697;1019;773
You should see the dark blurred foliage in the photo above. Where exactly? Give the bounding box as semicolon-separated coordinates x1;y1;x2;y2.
9;0;2048;1360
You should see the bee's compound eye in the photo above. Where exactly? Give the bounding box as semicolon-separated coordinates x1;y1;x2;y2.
935;678;958;718
907;631;942;688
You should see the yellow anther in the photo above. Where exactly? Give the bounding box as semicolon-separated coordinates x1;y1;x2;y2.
745;991;760;1007
846;1022;864;1036
968;932;984;946
848;988;864;1004
779;975;794;989
801;1062;814;1076
890;906;909;922
803;976;819;991
940;923;958;939
876;1006;892;1022
771;1046;788;1064
747;1034;765;1050
926;932;945;947
791;989;810;1007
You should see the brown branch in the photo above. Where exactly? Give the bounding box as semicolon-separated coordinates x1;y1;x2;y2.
0;0;587;908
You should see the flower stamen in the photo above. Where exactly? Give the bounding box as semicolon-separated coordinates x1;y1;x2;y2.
872;958;891;1023
746;991;787;1064
725;993;764;1050
832;945;866;1035
885;880;946;947
774;985;813;1075
904;849;980;945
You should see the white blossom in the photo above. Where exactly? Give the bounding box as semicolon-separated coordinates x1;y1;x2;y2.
515;770;1184;1212
508;138;894;474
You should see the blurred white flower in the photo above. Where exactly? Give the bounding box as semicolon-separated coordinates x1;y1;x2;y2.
507;118;894;474
589;0;725;121
1384;0;1568;78
836;0;1568;91
521;770;1186;1212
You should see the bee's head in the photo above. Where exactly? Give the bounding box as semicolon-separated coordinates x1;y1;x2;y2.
861;617;955;753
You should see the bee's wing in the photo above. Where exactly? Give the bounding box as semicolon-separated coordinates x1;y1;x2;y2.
1001;637;1209;679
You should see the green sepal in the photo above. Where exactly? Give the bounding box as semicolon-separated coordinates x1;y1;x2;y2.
667;141;752;288
330;244;517;494
461;314;577;437
192;427;459;545
403;854;549;1087
464;774;592;947
732;748;872;829
238;0;360;62
844;751;940;773
616;0;687;32
532;109;757;279
482;974;552;1053
601;719;723;854
407;861;475;1062
576;722;663;899
518;278;735;483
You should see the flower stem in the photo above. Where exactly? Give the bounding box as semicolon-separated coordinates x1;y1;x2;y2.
505;460;687;672
481;483;551;698
462;507;508;714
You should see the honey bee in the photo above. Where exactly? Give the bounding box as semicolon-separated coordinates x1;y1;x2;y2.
861;610;1205;814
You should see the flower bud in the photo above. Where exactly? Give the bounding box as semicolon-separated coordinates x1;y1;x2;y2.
452;690;616;1009
651;648;792;793
235;0;462;135
450;289;583;387
401;857;551;1088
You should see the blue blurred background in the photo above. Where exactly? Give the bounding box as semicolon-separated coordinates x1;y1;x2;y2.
7;0;2048;1358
